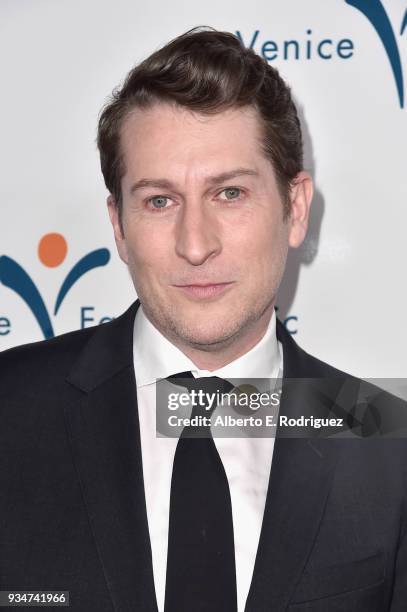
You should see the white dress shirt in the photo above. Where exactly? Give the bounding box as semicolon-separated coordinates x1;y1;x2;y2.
133;305;283;612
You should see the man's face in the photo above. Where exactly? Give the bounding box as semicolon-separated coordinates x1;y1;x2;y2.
108;102;312;351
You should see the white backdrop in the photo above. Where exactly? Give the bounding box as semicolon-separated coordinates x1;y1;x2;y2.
1;0;406;377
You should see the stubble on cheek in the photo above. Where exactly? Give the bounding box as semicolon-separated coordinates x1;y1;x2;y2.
141;278;272;351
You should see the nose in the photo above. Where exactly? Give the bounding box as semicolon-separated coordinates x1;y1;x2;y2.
175;200;222;265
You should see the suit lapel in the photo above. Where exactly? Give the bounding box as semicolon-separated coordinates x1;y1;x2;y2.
245;321;340;611
65;301;158;612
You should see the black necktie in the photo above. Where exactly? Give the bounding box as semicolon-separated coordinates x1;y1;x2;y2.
164;371;238;612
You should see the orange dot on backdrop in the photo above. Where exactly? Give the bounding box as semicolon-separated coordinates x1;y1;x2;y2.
38;233;68;268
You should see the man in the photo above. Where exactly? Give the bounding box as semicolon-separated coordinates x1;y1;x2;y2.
1;27;406;612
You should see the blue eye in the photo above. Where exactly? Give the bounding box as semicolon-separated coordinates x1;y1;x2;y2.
221;187;241;200
150;195;169;209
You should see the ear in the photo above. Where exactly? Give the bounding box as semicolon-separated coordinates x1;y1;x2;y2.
107;195;129;264
287;171;313;248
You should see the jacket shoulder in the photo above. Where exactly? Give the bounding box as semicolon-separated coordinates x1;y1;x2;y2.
276;318;356;381
0;323;109;389
299;346;352;377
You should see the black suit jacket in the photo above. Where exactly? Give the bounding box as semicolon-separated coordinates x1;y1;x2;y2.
1;300;407;611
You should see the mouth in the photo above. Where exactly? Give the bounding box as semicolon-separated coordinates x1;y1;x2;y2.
173;282;235;299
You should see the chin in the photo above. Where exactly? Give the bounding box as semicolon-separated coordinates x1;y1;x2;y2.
169;315;243;349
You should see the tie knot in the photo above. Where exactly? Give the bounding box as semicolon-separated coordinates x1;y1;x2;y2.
166;371;233;394
165;371;234;435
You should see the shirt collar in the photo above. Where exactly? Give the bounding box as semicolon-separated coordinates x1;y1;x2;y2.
133;304;281;387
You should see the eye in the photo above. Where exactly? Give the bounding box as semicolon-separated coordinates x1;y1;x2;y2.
147;195;173;211
218;187;242;201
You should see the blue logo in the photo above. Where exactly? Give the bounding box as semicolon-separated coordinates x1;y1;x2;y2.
346;0;406;108
237;0;406;108
0;233;110;339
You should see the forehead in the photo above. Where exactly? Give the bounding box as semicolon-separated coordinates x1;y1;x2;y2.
119;102;268;178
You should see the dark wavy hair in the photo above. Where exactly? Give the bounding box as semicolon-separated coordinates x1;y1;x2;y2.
97;27;303;226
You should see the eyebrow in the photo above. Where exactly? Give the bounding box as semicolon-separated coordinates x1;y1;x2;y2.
129;168;259;195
